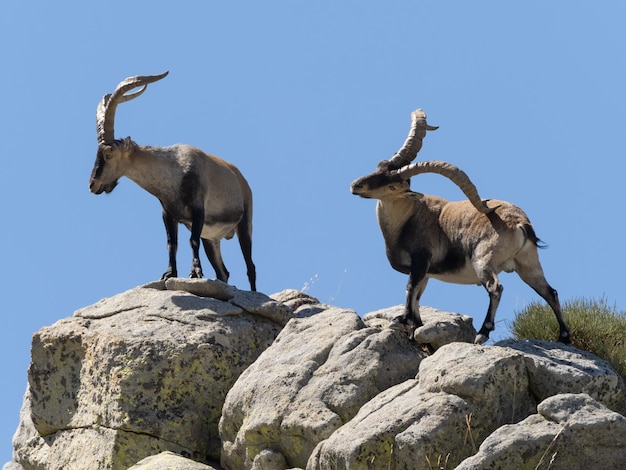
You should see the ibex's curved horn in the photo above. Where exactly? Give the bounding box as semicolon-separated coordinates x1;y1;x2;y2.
388;109;438;169
396;160;493;213
96;71;169;143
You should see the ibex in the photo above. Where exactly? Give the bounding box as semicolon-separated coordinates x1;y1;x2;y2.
350;109;570;345
89;72;257;291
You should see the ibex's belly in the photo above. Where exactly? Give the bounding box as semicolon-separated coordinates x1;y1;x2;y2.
178;204;243;240
179;219;237;240
428;258;518;285
200;222;237;240
429;264;481;285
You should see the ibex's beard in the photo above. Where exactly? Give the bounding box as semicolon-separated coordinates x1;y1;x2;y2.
89;179;118;194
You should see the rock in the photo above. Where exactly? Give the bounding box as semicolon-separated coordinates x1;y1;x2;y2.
418;342;535;423
159;278;295;326
163;278;236;300
269;289;320;313
497;339;626;413
13;284;287;469
128;451;219;469
456;393;626;469
219;305;425;469
308;381;471;470
6;290;626;470
229;289;295;326
250;449;288;470
309;343;534;469
362;305;476;349
308;341;626;469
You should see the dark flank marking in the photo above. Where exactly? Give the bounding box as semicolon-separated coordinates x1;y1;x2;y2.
180;171;200;207
428;245;466;275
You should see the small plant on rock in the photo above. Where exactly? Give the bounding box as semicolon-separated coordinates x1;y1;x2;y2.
511;297;626;379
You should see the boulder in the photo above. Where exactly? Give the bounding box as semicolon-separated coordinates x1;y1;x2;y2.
363;305;476;349
497;339;626;413
456;393;626;469
219;303;425;469
128;451;219;470
12;281;291;469
308;343;534;469
308;341;626;469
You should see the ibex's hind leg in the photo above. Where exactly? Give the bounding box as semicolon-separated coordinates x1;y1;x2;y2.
516;262;571;344
189;210;204;278
474;264;503;344
236;216;257;291
202;239;229;283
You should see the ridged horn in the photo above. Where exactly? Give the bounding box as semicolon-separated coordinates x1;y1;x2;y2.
396;160;493;213
96;71;169;143
388;109;439;169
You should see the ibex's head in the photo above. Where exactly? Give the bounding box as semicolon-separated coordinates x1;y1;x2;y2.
350;109;492;213
350;109;438;199
89;71;169;194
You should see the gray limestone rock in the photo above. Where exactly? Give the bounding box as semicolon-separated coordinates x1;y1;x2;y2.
12;283;287;469
363;305;476;349
456;393;626;469
219;305;425;470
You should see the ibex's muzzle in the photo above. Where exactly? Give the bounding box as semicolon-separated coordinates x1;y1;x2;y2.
89;178;117;194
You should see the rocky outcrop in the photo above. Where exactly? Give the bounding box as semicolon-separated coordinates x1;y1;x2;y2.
9;280;291;470
218;306;425;469
5;282;626;470
307;341;626;469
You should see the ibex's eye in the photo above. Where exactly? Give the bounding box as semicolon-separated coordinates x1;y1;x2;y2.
389;184;397;191
104;152;113;161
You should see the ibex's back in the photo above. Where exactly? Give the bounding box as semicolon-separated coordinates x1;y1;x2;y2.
89;72;256;290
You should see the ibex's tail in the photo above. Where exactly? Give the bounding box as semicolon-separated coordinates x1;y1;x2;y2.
520;223;547;249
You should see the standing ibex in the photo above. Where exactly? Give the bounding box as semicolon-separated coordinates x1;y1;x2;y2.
89;72;257;291
350;109;570;344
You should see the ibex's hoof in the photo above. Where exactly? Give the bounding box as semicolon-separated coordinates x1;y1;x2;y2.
558;331;571;345
474;333;489;345
389;319;415;338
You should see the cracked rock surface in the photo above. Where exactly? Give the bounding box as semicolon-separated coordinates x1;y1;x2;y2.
7;283;626;470
15;281;291;470
219;306;425;469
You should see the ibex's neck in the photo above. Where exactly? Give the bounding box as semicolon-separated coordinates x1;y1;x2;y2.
125;145;185;198
376;194;416;237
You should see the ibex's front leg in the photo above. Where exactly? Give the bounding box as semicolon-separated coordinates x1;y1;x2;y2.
402;253;430;336
189;208;204;278
161;209;178;280
390;252;430;341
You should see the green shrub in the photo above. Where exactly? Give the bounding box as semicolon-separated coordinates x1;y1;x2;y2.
510;297;626;379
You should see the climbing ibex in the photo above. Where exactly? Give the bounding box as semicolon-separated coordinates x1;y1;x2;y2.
350;109;570;344
89;72;256;290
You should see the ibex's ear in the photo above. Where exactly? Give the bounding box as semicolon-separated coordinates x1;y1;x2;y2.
122;137;134;150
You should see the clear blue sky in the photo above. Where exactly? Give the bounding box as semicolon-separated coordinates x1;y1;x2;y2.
1;1;625;464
